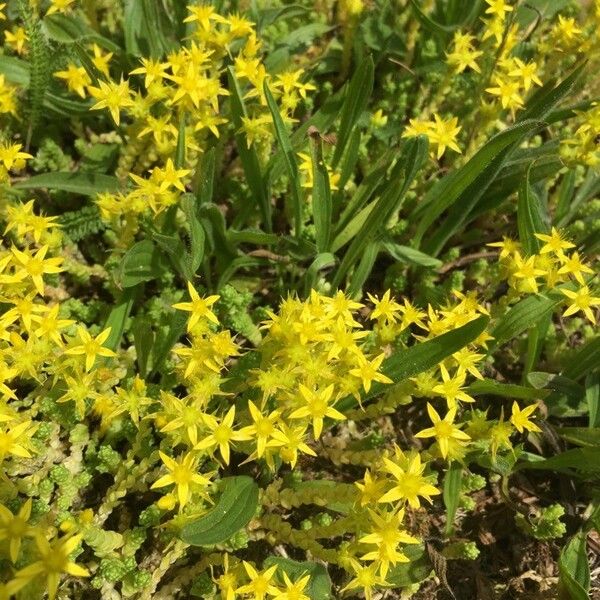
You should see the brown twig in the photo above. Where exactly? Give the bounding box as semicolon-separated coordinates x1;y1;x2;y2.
438;251;499;274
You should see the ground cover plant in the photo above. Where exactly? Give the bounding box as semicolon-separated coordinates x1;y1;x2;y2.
0;0;599;598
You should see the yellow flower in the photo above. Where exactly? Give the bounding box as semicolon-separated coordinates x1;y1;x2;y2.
237;562;279;600
54;64;91;98
484;0;513;17
0;499;35;563
561;286;600;323
150;451;212;509
430;113;462;158
359;508;419;578
4;27;27;55
271;571;311;600
379;453;440;508
487;236;520;259
349;353;393;393
0;142;33;171
446;31;482;74
194;405;253;465
12;533;89;600
289;383;346;439
510;402;541;434
485;77;523;111
414;403;471;459
88;79;133;125
46;0;75;15
368;290;402;323
245;401;289;458
63;326;116;371
90;43;113;77
172;281;220;330
511;253;546;293
10;245;64;296
557;252;593;285
129;57;168;88
508;58;542;91
432;364;475;408
340;560;385;600
534;227;575;255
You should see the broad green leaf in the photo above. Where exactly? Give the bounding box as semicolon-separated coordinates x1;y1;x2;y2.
264;558;331;600
490;293;563;349
518;61;587;123
103;287;136;352
517;163;550;255
181;476;259;546
387;544;432;587
336;126;362;193
556;428;600;448
227;68;271;231
115;240;164;288
152;231;190;279
0;55;30;85
443;462;462;536
264;81;303;237
310;135;332;252
414;121;542;251
332;56;374;168
467;379;548;401
382;241;442;269
558;532;590;600
333;136;428;287
14;172;119;195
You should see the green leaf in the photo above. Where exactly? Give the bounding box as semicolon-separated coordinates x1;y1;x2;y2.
103;287;136;352
558;532;590;600
347;240;380;297
419;121;543;255
586;373;600;428
264;81;303;237
263;558;331;600
408;0;456;34
339;316;489;411
527;372;584;402
490;293;563;349
181;194;205;277
149;309;188;377
303;253;336;296
387;544;432;587
556;428;600;448
175;113;186;169
467;379;548;401
227;68;271;231
195;146;216;206
518;447;600;474
518;61;587;123
333;136;428;287
132;316;153;377
382;241;442;269
332;56;374;168
123;0;174;57
517;163;550;255
13;172;119;195
43;13;119;51
115;240;164;288
562;336;600;382
443;462;462;536
310;135;332;253
180;476;259;546
0;55;29;85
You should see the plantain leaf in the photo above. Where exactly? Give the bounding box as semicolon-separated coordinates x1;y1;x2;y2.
181;476;259;546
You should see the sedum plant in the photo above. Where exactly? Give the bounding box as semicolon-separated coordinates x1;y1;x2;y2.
0;0;598;599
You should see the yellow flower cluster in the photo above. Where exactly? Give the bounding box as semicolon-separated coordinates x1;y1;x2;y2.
46;6;316;222
561;103;600;168
489;228;599;322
